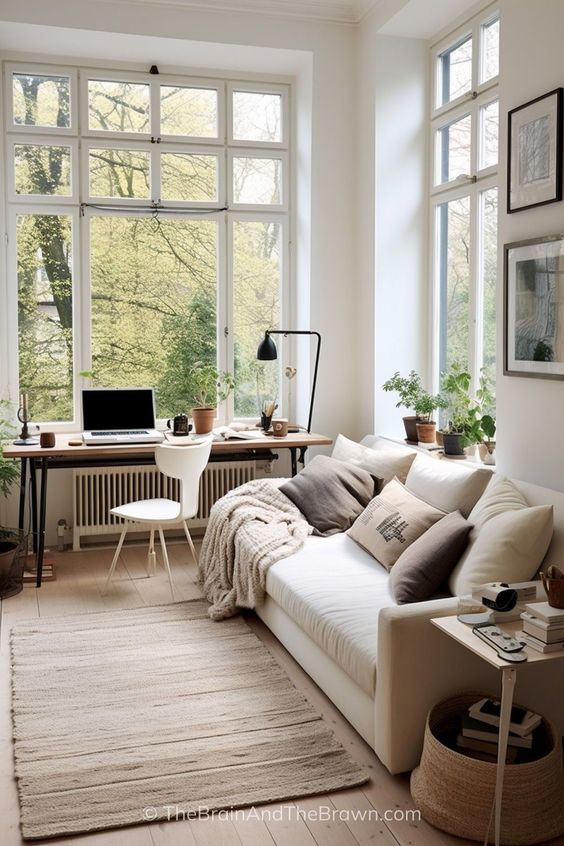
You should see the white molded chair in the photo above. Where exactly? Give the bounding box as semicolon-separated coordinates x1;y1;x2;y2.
102;438;212;596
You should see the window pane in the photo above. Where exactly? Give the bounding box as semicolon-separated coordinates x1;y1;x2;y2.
88;80;150;133
233;157;282;205
232;91;282;143
161;153;217;202
481;188;498;380
17;214;74;422
90;217;217;417
480;100;499;169
438;196;471;374
481;18;500;83
160;86;218;138
13;73;70;128
435;114;471;184
437;36;472;107
89;148;150;198
14;144;72;196
233;221;281;417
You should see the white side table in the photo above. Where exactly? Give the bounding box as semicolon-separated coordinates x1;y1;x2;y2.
431;615;564;846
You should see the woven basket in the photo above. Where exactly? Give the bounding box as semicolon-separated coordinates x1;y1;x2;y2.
411;692;564;845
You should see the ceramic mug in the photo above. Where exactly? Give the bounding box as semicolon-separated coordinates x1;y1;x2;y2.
166;413;191;436
541;572;564;609
272;418;289;438
40;432;56;448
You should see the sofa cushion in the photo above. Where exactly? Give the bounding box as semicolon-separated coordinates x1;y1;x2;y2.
280;455;379;536
332;434;416;483
265;533;395;695
449;505;553;596
467;474;529;530
391;510;472;604
348;478;446;570
405;454;491;518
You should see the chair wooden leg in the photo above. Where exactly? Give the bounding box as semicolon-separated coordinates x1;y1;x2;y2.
158;526;175;599
147;527;157;577
182;520;198;564
102;524;128;595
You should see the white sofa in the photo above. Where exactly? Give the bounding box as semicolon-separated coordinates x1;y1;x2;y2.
256;436;564;775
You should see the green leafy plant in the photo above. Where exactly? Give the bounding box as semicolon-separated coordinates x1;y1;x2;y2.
413;390;448;424
0;402;19;497
382;371;422;414
189;364;235;409
475;368;496;444
440;363;482;446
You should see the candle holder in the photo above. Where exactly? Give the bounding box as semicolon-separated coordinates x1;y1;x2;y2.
13;394;39;446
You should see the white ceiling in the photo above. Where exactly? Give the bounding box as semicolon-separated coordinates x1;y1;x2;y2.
85;0;380;24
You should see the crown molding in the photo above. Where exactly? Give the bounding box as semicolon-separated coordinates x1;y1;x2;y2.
85;0;384;24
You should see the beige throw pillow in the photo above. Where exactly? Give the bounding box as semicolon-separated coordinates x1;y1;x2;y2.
467;474;529;531
405;454;491;518
332;434;416;484
348;478;446;570
448;505;553;596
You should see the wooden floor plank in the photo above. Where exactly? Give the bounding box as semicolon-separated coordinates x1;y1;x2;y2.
293;795;359;846
329;789;400;846
262;802;318;846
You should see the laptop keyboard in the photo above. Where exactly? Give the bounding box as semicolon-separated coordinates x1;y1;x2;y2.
92;430;149;436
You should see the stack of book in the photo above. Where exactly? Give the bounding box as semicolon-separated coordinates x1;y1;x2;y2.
519;601;564;653
455;697;542;763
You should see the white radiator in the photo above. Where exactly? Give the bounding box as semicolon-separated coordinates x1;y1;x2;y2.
72;460;257;550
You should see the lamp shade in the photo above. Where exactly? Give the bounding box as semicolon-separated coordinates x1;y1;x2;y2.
257;332;278;361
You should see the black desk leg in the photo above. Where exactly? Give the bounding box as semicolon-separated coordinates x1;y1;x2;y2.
290;447;298;477
18;457;28;532
36;458;48;588
29;459;38;554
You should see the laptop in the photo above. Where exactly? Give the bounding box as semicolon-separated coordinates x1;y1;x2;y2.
81;388;165;445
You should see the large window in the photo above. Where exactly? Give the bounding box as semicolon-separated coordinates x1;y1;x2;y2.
4;65;290;424
431;8;499;388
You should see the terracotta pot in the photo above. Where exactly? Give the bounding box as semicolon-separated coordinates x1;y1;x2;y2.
403;416;419;444
191;407;216;434
442;432;465;456
416;421;436;444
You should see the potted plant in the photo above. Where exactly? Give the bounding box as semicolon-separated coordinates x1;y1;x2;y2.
440;364;483;457
0;403;23;593
414;391;449;444
475;369;496;464
382;371;423;443
189;364;235;434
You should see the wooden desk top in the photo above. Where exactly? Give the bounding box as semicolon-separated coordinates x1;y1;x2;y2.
3;431;332;460
432;615;564;669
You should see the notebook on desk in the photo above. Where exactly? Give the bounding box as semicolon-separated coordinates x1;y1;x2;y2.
81;388;165;445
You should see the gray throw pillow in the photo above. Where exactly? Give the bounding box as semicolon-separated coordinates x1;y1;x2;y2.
390;510;471;604
280;455;380;536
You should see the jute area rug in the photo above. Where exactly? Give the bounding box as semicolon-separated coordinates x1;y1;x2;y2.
11;600;367;839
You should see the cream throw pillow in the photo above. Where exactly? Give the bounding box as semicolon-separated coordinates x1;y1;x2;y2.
467;474;529;531
332;434;416;484
405;454;491;518
448;505;553;596
348;478;446;570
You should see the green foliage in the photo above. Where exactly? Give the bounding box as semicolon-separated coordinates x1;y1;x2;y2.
413;391;448;424
0;403;19;498
188;365;235;409
382;371;422;412
441;363;497;447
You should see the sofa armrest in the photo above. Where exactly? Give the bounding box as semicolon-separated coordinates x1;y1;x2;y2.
374;596;500;774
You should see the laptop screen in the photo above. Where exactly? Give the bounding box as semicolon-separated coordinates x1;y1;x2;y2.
82;388;156;431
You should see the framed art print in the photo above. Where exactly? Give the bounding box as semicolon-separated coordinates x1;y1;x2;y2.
504;234;564;379
507;88;563;213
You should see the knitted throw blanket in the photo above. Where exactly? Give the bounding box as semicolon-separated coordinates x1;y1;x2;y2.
199;478;312;620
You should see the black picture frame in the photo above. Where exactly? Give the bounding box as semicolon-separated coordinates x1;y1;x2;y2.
504;233;564;379
507;88;563;213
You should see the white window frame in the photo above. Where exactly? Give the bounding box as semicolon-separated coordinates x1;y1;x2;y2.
228;149;288;212
429;5;499;393
2;60;292;430
8;135;79;205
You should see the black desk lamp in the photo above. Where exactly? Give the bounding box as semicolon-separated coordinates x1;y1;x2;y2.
256;330;321;433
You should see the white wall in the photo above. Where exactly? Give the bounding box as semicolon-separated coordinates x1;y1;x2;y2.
357;15;428;439
495;0;564;491
0;0;358;541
